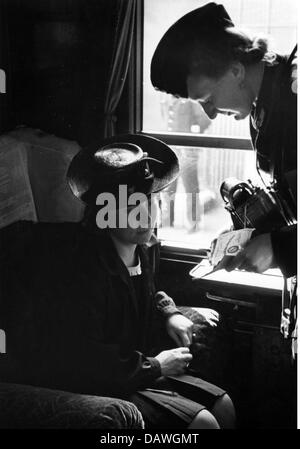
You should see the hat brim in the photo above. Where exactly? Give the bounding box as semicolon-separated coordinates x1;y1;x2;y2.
67;134;179;205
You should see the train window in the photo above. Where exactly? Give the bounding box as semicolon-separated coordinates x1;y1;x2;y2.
157;146;260;251
141;0;297;252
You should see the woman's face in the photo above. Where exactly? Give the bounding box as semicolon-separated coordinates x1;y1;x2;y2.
187;63;254;121
110;194;159;245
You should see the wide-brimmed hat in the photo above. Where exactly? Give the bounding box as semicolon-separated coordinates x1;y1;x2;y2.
67;134;179;205
151;2;234;98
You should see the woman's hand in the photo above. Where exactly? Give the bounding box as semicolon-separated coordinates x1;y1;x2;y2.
154;347;193;376
166;313;194;347
223;233;275;273
190;308;219;327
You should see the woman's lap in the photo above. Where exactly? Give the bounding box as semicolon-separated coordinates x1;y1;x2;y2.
129;375;226;428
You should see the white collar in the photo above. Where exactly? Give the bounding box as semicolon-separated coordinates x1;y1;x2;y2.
127;257;142;277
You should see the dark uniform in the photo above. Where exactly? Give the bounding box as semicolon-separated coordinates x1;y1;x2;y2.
250;47;297;276
250;47;297;352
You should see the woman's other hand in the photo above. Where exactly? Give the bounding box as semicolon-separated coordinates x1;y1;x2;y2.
154;347;193;376
190;308;219;327
166;314;194;347
223;233;275;273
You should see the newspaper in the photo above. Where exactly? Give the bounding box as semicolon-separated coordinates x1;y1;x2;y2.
210;228;255;267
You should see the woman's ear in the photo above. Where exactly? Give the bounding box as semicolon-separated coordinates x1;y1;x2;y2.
231;62;245;83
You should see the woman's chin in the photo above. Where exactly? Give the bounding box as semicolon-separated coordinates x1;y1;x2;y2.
234;112;248;121
136;229;153;243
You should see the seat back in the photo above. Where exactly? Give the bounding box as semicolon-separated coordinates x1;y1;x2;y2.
0;127;84;228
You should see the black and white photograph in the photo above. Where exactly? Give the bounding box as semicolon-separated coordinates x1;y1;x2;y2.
0;0;297;432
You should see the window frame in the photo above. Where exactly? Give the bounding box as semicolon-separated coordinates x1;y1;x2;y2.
130;0;253;149
129;0;254;261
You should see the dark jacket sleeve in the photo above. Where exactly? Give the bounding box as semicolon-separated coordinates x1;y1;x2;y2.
155;291;182;318
271;224;297;278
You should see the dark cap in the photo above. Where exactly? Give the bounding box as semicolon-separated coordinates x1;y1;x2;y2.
151;2;234;98
67;134;179;205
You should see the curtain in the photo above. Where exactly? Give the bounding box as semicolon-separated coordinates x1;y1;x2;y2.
0;0;14;133
103;0;136;138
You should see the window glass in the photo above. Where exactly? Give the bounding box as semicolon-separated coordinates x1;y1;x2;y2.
143;0;297;249
157;146;260;248
143;0;297;137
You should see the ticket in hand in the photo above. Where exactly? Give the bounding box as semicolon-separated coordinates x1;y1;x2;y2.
210;228;255;267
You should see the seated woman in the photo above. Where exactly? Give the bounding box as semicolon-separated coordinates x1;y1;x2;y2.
1;134;235;429
65;134;235;429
